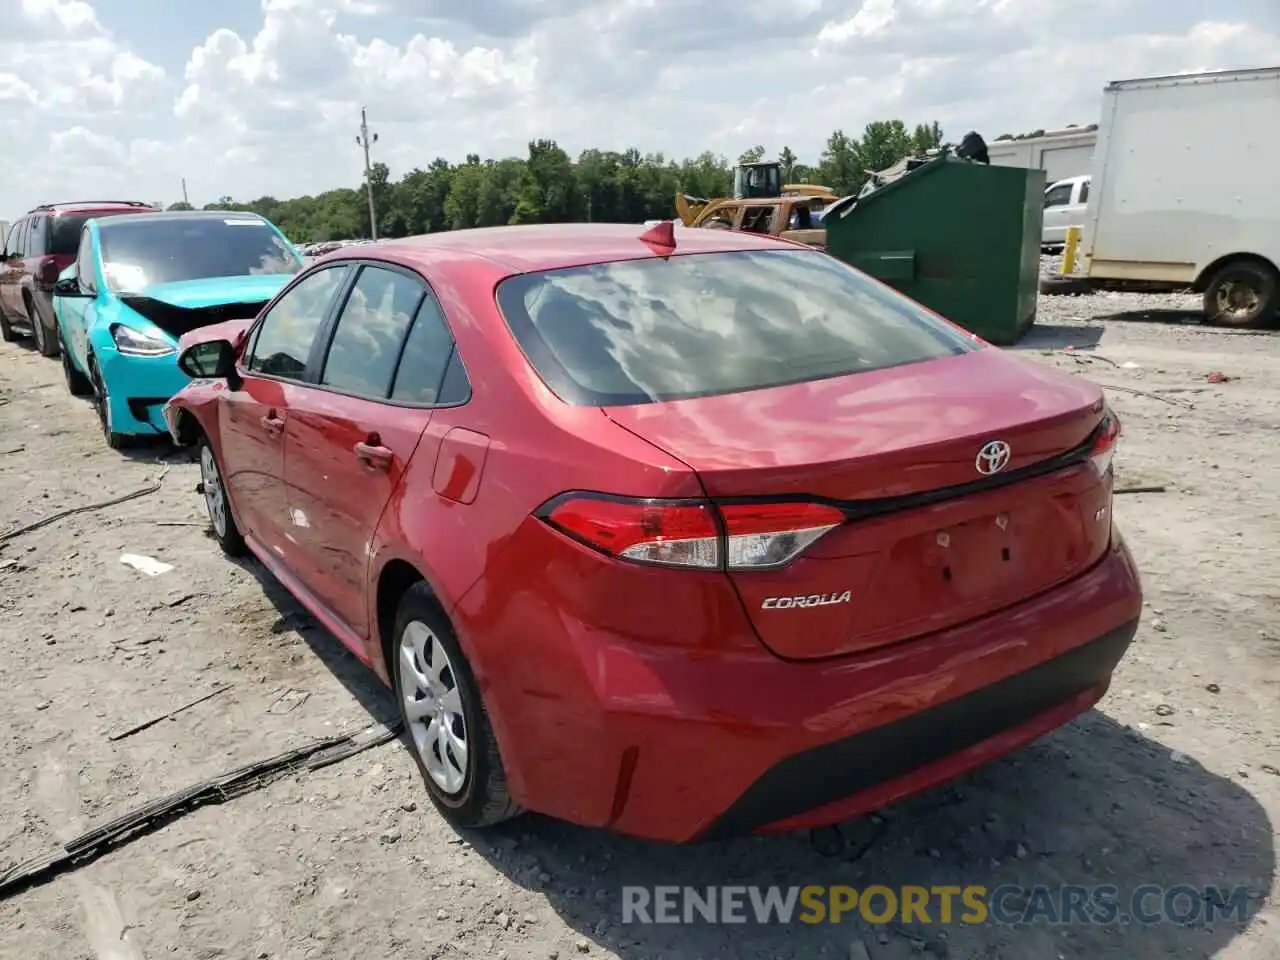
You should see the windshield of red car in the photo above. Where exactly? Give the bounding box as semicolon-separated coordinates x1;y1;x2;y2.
495;249;979;406
98;216;301;292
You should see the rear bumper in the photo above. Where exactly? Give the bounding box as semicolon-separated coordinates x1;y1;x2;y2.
700;619;1133;838
468;529;1142;843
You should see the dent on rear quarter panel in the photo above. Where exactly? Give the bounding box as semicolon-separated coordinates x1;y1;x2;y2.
432;428;491;504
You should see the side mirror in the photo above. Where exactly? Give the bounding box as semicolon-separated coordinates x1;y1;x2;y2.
178;340;238;380
53;276;89;297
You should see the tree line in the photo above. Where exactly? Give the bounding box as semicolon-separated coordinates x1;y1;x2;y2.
170;120;1067;243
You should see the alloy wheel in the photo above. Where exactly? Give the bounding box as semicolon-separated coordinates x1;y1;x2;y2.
91;363;111;434
200;445;228;538
398;620;469;795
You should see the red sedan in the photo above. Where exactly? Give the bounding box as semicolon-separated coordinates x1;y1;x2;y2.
164;222;1141;843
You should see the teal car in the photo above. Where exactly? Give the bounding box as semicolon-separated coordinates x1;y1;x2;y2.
54;211;302;447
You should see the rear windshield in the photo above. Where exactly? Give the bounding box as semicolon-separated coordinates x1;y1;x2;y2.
495;249;978;406
98;216;301;292
48;214;93;256
48;211;142;256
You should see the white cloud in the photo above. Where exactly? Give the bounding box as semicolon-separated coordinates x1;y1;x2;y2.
12;0;101;38
48;126;127;166
1;0;1278;217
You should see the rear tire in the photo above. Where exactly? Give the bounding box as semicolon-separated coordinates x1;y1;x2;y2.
391;583;520;829
197;436;245;556
29;296;59;358
1202;260;1280;329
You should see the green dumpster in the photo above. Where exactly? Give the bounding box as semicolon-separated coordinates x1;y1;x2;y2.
824;154;1045;345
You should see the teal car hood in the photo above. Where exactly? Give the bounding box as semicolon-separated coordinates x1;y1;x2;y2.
128;274;293;308
114;274;293;344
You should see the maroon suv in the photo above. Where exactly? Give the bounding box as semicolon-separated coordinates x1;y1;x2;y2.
0;201;160;356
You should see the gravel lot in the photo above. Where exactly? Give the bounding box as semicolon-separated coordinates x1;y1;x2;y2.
1;287;1277;960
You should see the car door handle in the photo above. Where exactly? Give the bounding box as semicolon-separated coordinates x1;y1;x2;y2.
260;412;284;434
354;441;393;470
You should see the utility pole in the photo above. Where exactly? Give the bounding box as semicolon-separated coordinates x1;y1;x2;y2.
181;178;189;206
356;107;379;241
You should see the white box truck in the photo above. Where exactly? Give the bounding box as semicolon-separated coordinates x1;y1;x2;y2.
1075;66;1280;329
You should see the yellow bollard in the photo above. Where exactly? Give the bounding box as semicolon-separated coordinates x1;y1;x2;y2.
1062;226;1081;275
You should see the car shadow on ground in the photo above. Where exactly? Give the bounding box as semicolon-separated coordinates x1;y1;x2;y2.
220;555;1275;959
1095;307;1280;333
113;432;194;464
228;554;398;726
463;710;1273;960
1011;324;1105;352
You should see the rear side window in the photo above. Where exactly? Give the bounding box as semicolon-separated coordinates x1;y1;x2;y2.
391;297;460;404
247;265;350;380
27;217;48;256
10;219;28;258
48;214;95;255
320;266;425;398
496;249;977;406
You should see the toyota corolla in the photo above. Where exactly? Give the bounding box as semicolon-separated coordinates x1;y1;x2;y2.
163;222;1142;843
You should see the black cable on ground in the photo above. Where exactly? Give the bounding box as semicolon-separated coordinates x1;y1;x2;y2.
0;478;164;544
0;721;402;900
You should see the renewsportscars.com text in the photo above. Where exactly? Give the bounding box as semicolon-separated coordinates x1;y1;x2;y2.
620;884;1254;927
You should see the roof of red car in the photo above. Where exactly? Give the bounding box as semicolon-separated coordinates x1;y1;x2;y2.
359;222;794;275
28;200;158;216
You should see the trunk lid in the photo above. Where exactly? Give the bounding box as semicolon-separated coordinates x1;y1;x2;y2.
604;349;1113;660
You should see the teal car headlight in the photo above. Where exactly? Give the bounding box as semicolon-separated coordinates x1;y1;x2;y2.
111;324;176;358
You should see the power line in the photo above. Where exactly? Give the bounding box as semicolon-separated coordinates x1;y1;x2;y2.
356;107;379;241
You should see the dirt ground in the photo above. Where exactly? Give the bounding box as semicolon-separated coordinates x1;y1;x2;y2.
1;290;1277;960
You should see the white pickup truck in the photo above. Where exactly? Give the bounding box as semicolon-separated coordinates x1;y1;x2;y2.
1042;175;1089;247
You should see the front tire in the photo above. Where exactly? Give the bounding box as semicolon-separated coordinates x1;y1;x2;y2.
197;437;245;557
88;354;130;450
1202;260;1280;329
60;336;92;397
392;584;519;829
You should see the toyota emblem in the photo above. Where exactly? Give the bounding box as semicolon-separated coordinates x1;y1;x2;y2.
975;440;1012;475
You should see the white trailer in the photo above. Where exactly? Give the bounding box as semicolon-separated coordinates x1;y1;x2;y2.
987;128;1097;183
1077;66;1280;329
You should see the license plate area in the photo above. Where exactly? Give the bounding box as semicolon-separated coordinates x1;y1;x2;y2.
924;510;1025;600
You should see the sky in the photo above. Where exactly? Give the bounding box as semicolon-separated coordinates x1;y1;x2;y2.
2;0;1278;219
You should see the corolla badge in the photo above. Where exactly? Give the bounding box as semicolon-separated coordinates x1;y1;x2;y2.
761;591;852;610
975;440;1012;476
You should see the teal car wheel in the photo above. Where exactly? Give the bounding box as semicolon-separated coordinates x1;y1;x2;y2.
88;354;130;450
60;334;92;397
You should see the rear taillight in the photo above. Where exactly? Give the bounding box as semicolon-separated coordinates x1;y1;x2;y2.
541;496;845;570
36;258;60;286
543;497;720;568
718;502;845;569
1089;410;1121;478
